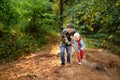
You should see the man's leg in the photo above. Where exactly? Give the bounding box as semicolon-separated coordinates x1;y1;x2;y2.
66;46;72;63
60;45;65;65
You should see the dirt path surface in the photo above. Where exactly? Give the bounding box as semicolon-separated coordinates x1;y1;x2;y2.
0;44;120;80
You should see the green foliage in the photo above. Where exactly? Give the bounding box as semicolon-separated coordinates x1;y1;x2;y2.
0;0;59;63
63;0;120;33
62;0;120;55
0;31;34;62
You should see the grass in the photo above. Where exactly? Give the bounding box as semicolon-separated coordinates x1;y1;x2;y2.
82;34;120;56
83;34;103;49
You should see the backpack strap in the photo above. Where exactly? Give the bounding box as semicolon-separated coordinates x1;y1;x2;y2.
77;37;84;59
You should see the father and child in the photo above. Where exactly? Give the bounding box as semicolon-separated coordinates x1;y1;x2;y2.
60;24;85;65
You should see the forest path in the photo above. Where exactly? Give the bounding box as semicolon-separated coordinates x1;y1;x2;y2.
0;44;120;80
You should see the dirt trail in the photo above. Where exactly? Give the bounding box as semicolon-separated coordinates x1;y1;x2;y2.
0;44;120;80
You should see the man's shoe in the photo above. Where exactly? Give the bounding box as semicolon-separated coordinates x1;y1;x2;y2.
67;62;71;64
61;63;65;66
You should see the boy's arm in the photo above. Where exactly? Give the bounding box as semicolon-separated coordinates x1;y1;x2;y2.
80;40;85;50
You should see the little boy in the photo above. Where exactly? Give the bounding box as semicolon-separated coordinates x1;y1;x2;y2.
73;32;85;64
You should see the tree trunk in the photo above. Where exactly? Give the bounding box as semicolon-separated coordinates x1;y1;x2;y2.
60;0;63;30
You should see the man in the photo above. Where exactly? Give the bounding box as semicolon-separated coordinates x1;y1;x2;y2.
60;24;75;65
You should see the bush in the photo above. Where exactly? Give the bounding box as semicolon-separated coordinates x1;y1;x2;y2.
0;32;35;62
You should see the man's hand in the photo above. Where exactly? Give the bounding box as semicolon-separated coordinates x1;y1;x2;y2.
70;36;74;40
66;41;71;45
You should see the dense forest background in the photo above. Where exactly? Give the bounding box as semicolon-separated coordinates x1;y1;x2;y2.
0;0;120;63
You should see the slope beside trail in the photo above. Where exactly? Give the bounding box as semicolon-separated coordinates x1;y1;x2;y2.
0;44;120;80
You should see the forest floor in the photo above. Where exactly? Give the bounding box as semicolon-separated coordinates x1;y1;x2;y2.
0;43;120;80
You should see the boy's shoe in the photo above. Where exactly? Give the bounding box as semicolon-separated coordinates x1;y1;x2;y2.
78;62;82;65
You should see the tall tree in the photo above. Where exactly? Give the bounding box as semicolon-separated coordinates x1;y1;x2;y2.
60;0;63;30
